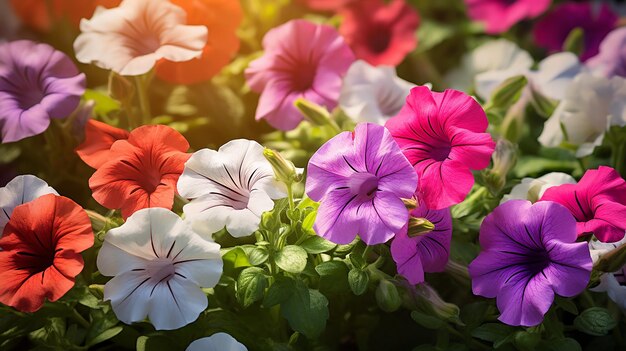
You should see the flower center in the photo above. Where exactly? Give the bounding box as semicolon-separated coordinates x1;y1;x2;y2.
147;258;176;283
348;173;379;199
526;250;551;276
293;64;317;92
428;139;452;162
368;25;391;54
17;89;44;110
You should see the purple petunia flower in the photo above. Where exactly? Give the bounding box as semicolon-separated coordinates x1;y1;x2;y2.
533;2;618;61
391;201;452;284
469;200;592;327
306;123;417;245
0;40;86;143
587;27;626;78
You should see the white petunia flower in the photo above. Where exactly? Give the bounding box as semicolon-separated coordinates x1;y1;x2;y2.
445;39;533;95
538;73;626;157
177;139;287;238
339;60;416;124
74;0;207;76
186;333;248;351
97;208;222;330
589;237;626;311
0;175;58;232
501;172;576;204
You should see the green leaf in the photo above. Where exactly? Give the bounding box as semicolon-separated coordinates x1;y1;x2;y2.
416;20;455;53
410;311;444;330
223;247;252;272
539;337;582;351
301;236;336;254
280;285;329;339
301;211;317;232
237;267;268;308
348;268;369;296
242;246;269;266
554;297;578;315
263;277;296;308
574;307;617;336
83;89;121;117
86;326;123;347
315;261;349;294
136;335;178;351
275;245;308;273
471;323;516;344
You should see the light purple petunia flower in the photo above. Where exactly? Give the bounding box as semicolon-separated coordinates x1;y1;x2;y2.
306;123;417;245
587;27;626;78
391;201;452;284
468;200;592;327
0;40;86;143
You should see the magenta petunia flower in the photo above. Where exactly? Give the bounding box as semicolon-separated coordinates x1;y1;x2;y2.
465;0;551;34
391;201;452;285
245;19;355;131
533;2;618;61
587;27;626;78
0;40;86;143
385;86;495;210
306;123;417;245
469;200;592;327
540;166;626;243
339;0;419;66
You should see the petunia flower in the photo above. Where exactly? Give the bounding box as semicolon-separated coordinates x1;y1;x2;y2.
0;40;86;143
89;125;191;219
339;60;416;125
501;172;576;204
390;201;452;285
97;208;222;330
0;194;94;312
385;86;495;210
589;237;626;311
533;2;618;62
10;0;120;32
339;0;419;66
464;0;551;34
538;72;626;157
540;166;626;243
298;0;354;11
469;200;592;327
177;139;286;238
245;20;355;131
445;39;533;94
186;333;247;351
587;27;626;78
74;0;208;76
306;123;417;245
76;120;130;169
0;175;58;233
155;0;242;84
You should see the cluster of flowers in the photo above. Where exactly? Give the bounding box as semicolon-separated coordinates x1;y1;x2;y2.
1;0;626;348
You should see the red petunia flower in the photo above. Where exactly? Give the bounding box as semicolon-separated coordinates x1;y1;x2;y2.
76;120;130;169
88;125;191;219
339;0;420;66
0;194;94;312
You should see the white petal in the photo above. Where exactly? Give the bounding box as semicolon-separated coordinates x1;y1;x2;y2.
531;52;585;101
104;270;153;325
225;209;262;238
186;333;248;351
0;175;57;231
97;241;151;276
147;276;207;330
536;172;577;198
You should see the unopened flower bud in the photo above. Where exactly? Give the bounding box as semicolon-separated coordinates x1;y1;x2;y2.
375;279;402;312
108;71;134;103
484;139;517;194
263;148;300;185
414;283;461;322
294;98;341;132
407;217;435;237
487;75;528;111
529;85;558;118
563;27;584;57
594;241;626;273
402;198;417;210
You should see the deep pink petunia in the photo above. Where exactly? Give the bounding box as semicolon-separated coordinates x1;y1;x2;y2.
539;166;626;243
306;123;417;245
339;0;419;66
533;2;618;61
385;86;495;210
391;201;452;285
469;200;592;327
464;0;551;34
245;19;355;131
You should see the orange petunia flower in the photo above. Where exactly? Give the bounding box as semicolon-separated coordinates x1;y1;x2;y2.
88;125;191;219
10;0;121;32
0;194;94;313
76;120;130;169
154;0;243;84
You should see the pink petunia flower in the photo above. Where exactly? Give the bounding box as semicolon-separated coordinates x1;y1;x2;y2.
339;0;419;66
539;166;626;243
464;0;551;34
245;20;355;131
299;0;354;12
385;86;495;210
533;2;618;62
306;123;417;245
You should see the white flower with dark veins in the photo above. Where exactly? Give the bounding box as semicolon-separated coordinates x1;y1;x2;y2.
96;208;222;330
177;139;287;238
0;175;58;232
589;237;626;311
186;333;248;351
339;60;416;125
74;0;207;76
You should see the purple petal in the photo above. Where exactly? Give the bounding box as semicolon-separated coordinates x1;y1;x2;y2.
497;272;554;327
543;241;591;297
313;188;359;245
357;191;408;245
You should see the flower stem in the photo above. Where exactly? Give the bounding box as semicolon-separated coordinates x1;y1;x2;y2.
134;75;152;125
71;308;90;329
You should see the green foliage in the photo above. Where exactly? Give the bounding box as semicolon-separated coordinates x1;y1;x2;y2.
574;307;617;336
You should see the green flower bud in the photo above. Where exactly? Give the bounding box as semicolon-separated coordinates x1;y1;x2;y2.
484;139;517;195
402;198;417;210
487;75;528;111
108;71;134;104
294;98;341;132
529;85;559;118
563;27;585;57
414;283;461;322
375;279;402;312
407;217;435;237
263;148;301;185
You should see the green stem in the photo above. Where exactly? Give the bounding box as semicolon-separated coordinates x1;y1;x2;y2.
134;75;152;125
71;308;90;329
